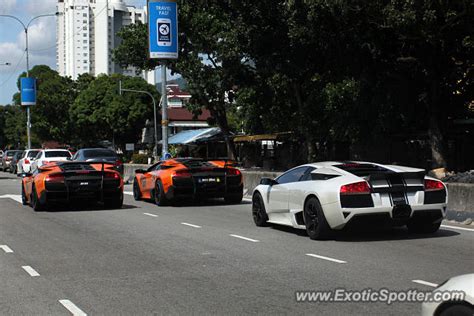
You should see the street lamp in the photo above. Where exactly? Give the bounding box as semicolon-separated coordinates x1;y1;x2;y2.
119;80;160;161
0;12;60;149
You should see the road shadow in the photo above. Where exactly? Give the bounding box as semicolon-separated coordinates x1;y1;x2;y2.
267;224;460;241
139;198;251;207
43;204;138;212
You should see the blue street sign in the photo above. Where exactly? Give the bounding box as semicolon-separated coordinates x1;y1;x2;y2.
148;0;178;59
20;77;36;106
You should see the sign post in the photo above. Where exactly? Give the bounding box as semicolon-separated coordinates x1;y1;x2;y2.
20;77;37;106
148;0;178;160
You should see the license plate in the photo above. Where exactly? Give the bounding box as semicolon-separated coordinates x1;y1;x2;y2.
80;182;89;186
199;178;217;183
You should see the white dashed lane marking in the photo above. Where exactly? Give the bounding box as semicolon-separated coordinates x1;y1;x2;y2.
181;222;202;228
59;300;87;316
306;253;347;264
229;234;259;243
0;245;14;253
22;266;40;277
412;280;438;288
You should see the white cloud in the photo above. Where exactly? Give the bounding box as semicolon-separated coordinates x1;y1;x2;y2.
24;0;57;16
17;18;56;56
0;0;17;14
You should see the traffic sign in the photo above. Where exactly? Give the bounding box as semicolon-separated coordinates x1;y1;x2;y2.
148;0;178;59
20;77;36;106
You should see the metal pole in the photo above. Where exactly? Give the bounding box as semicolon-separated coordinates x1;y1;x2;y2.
119;81;159;161
161;62;168;158
25;27;31;149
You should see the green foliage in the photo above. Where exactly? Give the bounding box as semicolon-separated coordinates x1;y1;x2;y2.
70;74;159;150
131;153;149;164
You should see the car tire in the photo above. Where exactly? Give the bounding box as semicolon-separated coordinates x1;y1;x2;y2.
303;196;331;240
224;191;243;204
104;193;123;209
407;220;441;234
438;303;474;316
154;179;170;206
133;179;142;201
31;185;45;212
21;184;28;206
252;192;269;227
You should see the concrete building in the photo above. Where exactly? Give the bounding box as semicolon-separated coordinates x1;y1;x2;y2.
56;0;154;84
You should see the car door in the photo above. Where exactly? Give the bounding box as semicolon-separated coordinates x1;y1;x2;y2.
268;167;311;213
144;163;162;193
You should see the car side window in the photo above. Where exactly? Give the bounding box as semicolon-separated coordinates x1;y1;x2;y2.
147;163;161;172
300;167;316;181
276;167;310;184
35;152;42;159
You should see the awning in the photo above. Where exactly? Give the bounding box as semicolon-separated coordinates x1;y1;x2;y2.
233;132;293;142
163;127;222;145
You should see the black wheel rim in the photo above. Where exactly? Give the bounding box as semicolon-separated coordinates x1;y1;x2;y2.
133;181;139;199
155;183;161;203
252;197;263;222
305;200;319;234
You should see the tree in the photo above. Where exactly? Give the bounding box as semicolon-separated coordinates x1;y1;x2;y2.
113;4;253;159
13;65;77;145
70;74;159;150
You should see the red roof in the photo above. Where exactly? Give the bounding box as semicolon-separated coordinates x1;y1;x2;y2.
167;84;191;98
167;107;211;121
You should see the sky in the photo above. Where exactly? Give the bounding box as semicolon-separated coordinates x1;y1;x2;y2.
0;0;148;105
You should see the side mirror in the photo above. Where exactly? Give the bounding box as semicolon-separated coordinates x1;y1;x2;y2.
135;169;146;174
260;177;278;186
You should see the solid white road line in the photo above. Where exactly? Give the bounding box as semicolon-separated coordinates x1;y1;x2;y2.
306;253;347;264
181;222;202;228
412;280;438;288
0;194;22;204
22;266;40;277
59;300;87;316
0;245;14;253
229;234;259;243
143;213;158;217
124;191;133;196
441;224;474;232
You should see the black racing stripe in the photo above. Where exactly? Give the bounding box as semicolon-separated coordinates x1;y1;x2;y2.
386;173;408;205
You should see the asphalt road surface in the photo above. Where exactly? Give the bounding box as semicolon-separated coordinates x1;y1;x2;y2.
0;172;472;315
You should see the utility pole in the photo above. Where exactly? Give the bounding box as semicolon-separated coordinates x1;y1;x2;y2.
0;13;60;149
161;62;168;158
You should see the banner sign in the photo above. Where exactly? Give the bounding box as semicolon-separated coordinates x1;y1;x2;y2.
148;0;178;59
20;77;36;106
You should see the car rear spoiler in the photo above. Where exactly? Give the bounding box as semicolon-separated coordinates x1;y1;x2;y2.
367;171;425;182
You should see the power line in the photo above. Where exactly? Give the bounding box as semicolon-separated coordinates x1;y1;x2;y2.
0;50;26;88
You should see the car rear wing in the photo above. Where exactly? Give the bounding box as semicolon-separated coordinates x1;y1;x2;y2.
367;171;425;193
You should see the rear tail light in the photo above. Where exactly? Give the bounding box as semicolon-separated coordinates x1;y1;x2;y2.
226;168;241;176
115;160;123;166
424;179;444;191
340;181;371;195
45;173;65;183
25;159;30;164
6;157;11;161
104;172;120;180
172;169;192;178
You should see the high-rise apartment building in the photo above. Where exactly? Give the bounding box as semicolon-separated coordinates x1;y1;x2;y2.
56;0;154;84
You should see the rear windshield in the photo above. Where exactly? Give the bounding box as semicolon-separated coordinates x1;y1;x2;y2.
6;152;16;157
334;163;390;177
45;151;71;158
83;150;117;158
28;151;40;158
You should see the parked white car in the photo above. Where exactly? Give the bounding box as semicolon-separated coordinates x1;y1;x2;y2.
17;149;41;174
30;149;72;172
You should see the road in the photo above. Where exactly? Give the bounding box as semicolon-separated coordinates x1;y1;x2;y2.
0;172;472;315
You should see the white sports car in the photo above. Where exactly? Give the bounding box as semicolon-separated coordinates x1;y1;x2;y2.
252;161;448;239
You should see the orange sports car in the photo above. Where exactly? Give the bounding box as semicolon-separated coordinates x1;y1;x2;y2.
133;158;243;206
21;161;124;211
